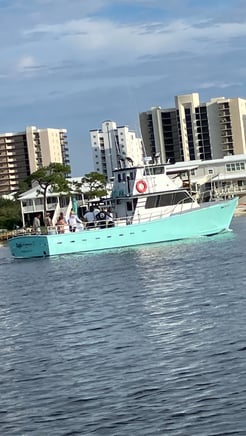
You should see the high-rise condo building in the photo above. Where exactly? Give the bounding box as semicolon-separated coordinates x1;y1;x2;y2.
0;126;69;195
90;120;144;180
139;93;246;164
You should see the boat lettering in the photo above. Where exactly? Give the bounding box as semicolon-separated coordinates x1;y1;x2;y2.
16;243;33;248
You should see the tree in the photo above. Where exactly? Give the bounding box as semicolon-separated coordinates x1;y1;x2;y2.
27;162;72;217
0;198;22;230
80;172;107;200
14;180;30;200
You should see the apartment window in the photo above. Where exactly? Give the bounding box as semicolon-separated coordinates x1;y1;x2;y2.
208;169;214;175
47;197;56;204
226;162;245;172
236;162;245;170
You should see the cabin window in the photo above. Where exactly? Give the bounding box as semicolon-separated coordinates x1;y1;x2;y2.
143;167;153;176
145;191;192;209
126;201;133;211
153;166;164;175
145;196;156;208
143;166;165;176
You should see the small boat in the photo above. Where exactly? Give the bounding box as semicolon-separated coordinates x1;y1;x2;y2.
8;163;238;259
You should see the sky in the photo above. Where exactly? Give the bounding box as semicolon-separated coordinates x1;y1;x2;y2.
1;0;246;176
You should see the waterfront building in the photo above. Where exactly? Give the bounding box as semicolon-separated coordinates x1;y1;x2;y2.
139;93;246;164
18;177;112;228
90;120;144;181
166;154;246;205
18;178;84;228
0;126;70;195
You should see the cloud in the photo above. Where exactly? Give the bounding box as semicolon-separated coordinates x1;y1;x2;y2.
18;17;246;71
1;0;246;176
1;0;246;82
199;81;243;90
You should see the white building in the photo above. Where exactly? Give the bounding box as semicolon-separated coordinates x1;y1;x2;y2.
18;178;84;228
166;154;246;204
90;120;144;181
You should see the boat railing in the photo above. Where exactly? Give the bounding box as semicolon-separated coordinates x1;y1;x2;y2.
11;197;209;236
169;197;200;216
192;188;237;203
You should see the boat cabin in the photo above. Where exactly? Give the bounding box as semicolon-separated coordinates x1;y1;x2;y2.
108;164;199;224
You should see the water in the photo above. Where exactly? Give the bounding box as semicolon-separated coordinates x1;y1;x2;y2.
0;216;246;435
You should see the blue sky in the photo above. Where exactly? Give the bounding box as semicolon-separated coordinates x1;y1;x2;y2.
1;0;246;176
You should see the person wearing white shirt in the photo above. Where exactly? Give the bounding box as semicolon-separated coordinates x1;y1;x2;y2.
68;210;83;232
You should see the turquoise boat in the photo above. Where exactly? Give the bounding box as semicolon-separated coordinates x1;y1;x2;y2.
8;164;238;259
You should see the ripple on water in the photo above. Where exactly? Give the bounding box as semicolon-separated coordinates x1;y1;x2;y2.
0;217;246;434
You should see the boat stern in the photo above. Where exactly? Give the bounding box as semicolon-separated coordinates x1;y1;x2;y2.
8;235;50;258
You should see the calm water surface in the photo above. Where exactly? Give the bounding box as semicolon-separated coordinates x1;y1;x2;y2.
0;216;246;435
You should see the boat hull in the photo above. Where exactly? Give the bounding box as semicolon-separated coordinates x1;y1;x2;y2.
8;198;238;259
